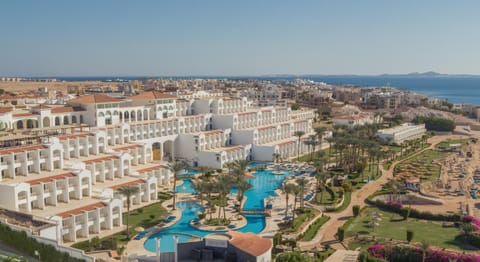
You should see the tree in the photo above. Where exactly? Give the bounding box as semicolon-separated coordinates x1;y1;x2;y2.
282;183;295;218
337;227;345;242
352;205;360;217
275;251;309;262
419;240;430;262
117;185;140;239
294;131;305;161
167;161;188;210
291;184;301;222
406;229;414;243
296;177;308;209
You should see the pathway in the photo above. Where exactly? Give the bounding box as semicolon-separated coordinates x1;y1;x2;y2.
297;134;464;250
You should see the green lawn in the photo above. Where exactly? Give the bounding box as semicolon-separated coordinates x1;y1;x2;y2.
345;207;474;251
314;187;336;205
298;149;332;163
394;149;447;182
436;139;469;150
300;216;330;241
332;191;351;212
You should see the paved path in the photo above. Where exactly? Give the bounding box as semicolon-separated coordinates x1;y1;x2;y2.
297;134;460;250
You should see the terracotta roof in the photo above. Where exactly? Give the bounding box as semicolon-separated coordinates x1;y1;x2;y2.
51;107;74;113
0;107;13;114
31;105;51;110
83;155;118;164
110;179;144;190
26;172;75;185
57;202;107;218
68;94;121;104
112;144;141;152
129;91;177;100
0;145;47;155
136;164;165;173
223;146;242;152
12;113;37;118
227;231;272;257
57;133;92;140
203;130;223;135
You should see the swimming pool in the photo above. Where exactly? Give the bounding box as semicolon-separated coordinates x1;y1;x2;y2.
175;179;196;194
178;169;200;176
144;168;290;253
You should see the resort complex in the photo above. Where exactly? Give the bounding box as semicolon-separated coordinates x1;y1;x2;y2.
0;78;479;262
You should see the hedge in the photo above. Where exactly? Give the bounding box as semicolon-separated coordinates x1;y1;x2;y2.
0;223;84;262
366;192;461;222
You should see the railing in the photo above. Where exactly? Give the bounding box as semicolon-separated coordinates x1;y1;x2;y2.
239;208;266;215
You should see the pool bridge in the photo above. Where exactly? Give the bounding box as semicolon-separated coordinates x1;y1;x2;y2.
239;208;271;216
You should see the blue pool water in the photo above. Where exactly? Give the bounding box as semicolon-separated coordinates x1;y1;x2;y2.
144;168;290;253
178;169;200;176
175;179;196;194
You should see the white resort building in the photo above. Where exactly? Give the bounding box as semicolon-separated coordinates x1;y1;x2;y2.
376;123;427;144
0;91;315;245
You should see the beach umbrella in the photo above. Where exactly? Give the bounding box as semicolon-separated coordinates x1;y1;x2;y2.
135;226;145;232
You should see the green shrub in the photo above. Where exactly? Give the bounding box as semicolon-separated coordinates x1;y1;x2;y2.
337;227;345;242
0;223;84;262
353;205;360;217
406;229;414;243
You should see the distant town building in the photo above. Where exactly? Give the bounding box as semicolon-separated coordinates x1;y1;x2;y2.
376;123;426;144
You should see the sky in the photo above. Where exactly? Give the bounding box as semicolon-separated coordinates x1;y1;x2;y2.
1;0;480;77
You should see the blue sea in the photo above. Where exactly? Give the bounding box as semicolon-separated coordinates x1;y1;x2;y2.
54;75;480;105
306;76;480;105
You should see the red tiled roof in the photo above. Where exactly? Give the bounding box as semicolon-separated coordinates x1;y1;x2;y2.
112;144;141;152
57;202;107;218
110;179;144;190
57;133;92;140
12;113;37;118
26;172;75;185
227;231;272;257
68;94;121;104
51;107;74;113
136;164;165;173
129;91;177;100
31;105;51;110
83;155;118;164
0;145;47;155
203;130;223;135
223;146;242;152
0;107;13;114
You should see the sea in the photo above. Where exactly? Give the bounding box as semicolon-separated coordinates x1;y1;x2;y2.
54;75;480;105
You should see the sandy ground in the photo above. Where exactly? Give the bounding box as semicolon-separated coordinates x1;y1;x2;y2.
296;131;480;250
0;81;120;95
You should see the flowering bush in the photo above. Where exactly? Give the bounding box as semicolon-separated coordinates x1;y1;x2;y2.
385;201;403;209
367;244;480;262
367;244;386;259
464;215;480;232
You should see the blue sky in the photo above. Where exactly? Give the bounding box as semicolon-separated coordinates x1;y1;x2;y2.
1;1;479;76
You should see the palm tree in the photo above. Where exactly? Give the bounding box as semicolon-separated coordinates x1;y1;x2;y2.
236;179;252;203
282;183;294;218
192;180;206;211
308;135;318;161
167;161;188;210
272;153;281;163
291;184;301;222
294;131;305;161
314;127;327;150
117;185;140;239
419;240;430;262
296;177;308;209
215;175;235;220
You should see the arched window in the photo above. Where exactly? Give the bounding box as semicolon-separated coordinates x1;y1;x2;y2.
71;115;77;124
55;117;60;126
63;115;69;125
98;112;105;117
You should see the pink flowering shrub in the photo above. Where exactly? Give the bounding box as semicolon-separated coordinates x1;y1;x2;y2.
367;244;480;262
385;201;403;209
464;215;480;232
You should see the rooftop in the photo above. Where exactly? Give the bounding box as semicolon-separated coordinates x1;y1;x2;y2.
227;231;272;257
68;94;121;104
129;91;177;100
